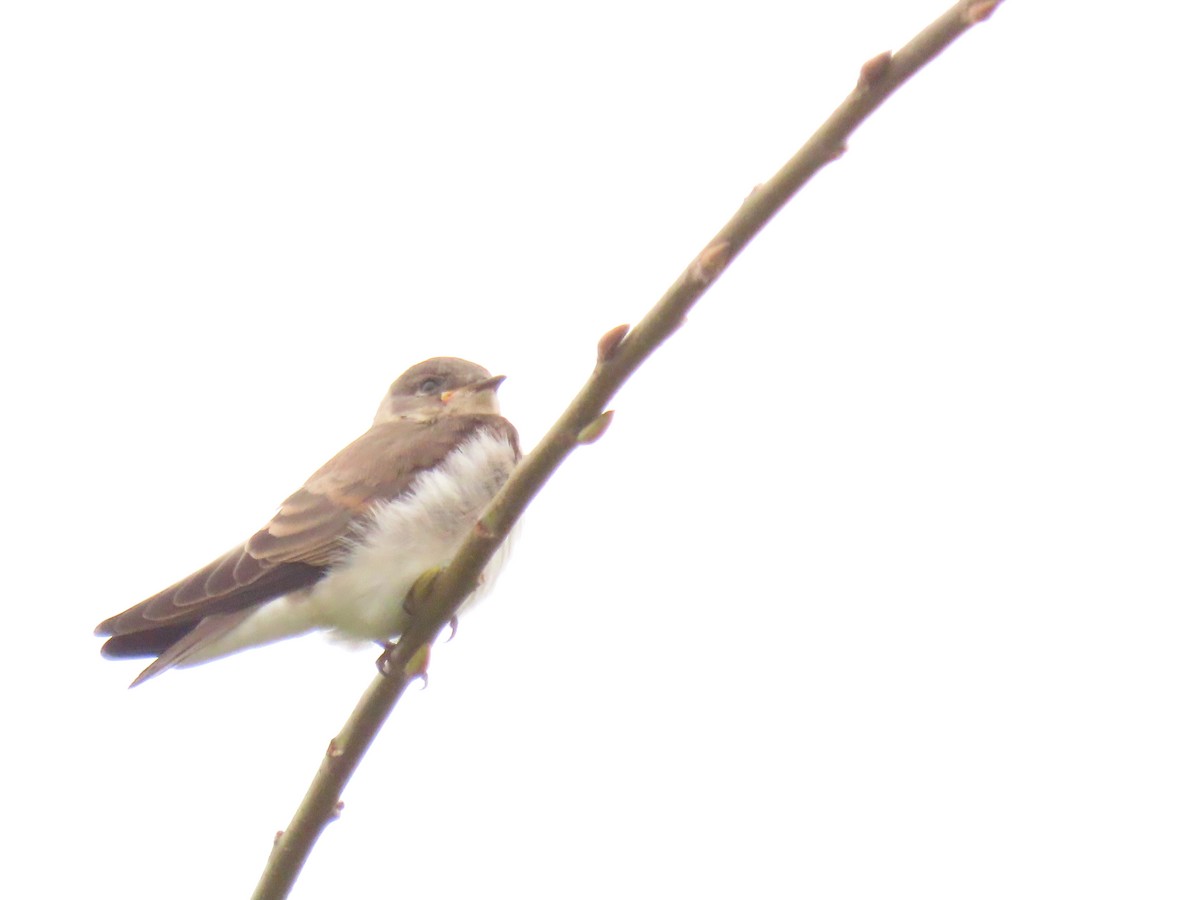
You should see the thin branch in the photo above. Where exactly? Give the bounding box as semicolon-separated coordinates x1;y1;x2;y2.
249;1;1004;896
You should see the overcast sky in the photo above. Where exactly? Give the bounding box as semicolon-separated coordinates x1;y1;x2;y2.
3;2;1198;898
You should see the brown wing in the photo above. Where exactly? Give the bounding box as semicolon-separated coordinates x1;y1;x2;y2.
95;414;517;658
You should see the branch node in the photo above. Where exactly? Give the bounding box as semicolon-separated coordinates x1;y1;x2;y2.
690;240;732;285
965;0;1001;23
326;739;344;759
858;51;892;90
597;324;630;363
474;514;497;540
576;409;615;445
743;183;763;205
328;801;345;823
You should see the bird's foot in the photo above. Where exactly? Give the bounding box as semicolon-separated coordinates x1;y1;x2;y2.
403;565;445;617
375;639;397;676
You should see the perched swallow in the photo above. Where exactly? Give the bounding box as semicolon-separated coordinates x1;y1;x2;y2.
95;357;520;686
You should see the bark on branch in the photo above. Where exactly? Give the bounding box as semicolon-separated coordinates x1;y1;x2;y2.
250;2;1004;896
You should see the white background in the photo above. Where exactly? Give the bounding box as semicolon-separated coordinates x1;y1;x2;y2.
3;2;1198;897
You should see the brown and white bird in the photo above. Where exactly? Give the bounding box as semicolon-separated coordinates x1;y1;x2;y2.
95;357;520;687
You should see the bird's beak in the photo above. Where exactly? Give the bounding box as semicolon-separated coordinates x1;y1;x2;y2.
442;374;506;403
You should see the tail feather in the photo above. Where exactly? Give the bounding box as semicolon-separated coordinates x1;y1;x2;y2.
99;624;196;659
126;611;256;688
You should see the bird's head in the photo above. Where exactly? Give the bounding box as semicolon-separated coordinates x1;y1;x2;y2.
374;357;505;424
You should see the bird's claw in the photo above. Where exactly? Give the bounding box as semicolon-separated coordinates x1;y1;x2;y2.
375;639;397;676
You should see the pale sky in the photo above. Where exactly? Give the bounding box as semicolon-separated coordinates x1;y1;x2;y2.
3;2;1198;898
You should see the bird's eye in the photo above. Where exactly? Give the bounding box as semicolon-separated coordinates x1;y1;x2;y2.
418;377;444;395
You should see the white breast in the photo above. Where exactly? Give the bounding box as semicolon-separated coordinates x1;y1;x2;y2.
309;427;519;640
180;428;518;666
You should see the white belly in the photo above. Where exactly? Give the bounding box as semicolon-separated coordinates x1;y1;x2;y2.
309;429;518;639
182;429;518;665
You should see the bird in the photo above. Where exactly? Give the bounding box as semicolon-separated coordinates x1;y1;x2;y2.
95;357;520;687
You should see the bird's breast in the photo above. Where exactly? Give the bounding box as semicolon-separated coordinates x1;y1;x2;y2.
308;427;519;640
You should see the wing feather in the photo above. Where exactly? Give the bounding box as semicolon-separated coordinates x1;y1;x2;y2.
95;414;517;659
